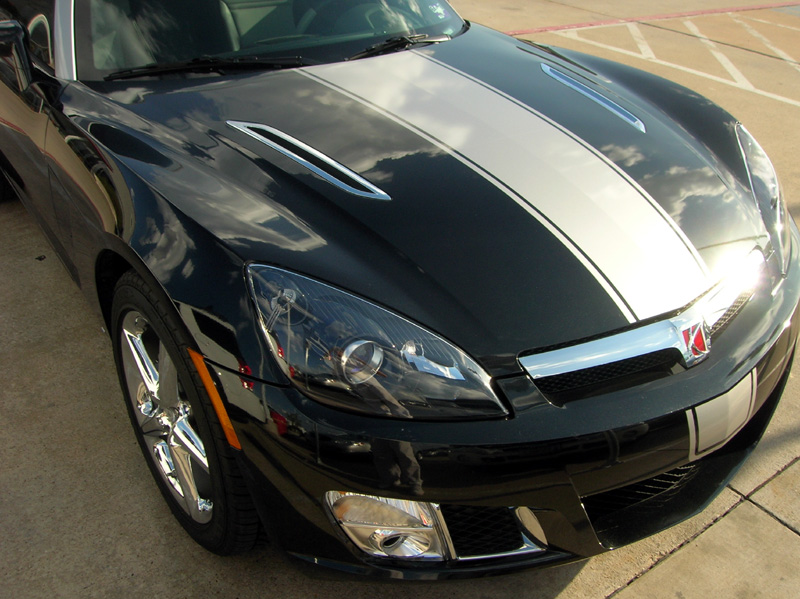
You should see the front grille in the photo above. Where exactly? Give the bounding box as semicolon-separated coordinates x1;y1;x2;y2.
581;463;700;522
532;348;680;403
710;291;751;338
440;505;524;557
520;281;755;406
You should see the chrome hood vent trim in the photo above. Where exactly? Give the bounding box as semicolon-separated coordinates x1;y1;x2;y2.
227;120;391;200
541;64;646;133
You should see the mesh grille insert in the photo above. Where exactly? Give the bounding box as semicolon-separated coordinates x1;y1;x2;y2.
532;348;680;403
710;292;751;338
581;463;701;522
440;505;524;557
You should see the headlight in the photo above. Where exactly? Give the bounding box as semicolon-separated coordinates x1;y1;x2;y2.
736;124;791;275
247;265;507;420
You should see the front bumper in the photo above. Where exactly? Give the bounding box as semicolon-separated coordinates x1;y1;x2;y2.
208;239;800;579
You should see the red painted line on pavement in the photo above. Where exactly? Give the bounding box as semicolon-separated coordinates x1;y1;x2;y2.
505;2;800;35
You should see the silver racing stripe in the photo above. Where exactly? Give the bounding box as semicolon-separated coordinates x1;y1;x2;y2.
302;51;711;322
299;69;638;324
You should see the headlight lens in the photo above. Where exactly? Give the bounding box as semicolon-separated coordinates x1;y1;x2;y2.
247;265;507;420
736;124;791;274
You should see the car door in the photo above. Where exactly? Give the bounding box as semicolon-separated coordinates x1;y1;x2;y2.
0;1;92;282
0;2;75;261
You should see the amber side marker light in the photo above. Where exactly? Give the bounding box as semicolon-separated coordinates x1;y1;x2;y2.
188;348;242;450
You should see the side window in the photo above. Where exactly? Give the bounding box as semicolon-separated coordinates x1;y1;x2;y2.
0;0;56;70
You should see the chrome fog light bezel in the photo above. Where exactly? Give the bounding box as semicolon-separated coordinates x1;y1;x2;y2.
325;491;452;561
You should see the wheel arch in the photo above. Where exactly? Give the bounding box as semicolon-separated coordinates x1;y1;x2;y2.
94;242;181;339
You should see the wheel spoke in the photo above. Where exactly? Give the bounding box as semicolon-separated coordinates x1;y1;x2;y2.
172;407;209;471
122;321;159;397
170;429;213;523
155;342;179;410
153;440;184;497
119;307;214;524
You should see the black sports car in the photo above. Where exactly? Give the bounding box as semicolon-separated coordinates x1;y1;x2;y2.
1;0;798;579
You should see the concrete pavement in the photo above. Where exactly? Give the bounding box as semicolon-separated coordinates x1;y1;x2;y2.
2;2;800;597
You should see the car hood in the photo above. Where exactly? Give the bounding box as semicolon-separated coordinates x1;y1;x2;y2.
81;25;768;375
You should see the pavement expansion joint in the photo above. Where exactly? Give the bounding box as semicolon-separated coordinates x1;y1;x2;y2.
748;498;800;538
730;455;800;498
606;495;747;598
640;20;799;64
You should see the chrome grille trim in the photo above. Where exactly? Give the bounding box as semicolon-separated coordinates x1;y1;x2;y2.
455;536;544;561
521;318;696;381
227;120;391;200
542;64;646;133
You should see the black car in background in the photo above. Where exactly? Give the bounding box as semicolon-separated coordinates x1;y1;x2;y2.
1;0;798;578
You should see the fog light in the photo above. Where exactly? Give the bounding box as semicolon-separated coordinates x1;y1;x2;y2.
325;492;450;560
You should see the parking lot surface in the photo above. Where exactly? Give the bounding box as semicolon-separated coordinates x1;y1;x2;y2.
2;2;800;597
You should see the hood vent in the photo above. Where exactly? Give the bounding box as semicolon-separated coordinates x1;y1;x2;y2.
541;64;646;133
227;120;390;200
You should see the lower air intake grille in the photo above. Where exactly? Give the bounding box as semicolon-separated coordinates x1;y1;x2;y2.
581;463;701;522
439;505;524;557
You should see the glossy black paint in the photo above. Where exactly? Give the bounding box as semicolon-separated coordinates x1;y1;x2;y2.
217;292;798;576
7;24;772;379
428;27;767;278
1;3;799;578
65;67;637;378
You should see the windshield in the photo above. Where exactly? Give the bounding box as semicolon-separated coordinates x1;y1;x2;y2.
75;0;466;80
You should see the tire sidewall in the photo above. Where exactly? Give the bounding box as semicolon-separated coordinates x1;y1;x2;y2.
111;272;232;552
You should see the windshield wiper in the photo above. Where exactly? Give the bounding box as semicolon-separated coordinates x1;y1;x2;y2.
346;34;451;61
104;55;312;81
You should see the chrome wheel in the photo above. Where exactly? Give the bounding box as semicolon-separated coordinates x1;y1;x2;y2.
120;310;214;524
112;270;260;554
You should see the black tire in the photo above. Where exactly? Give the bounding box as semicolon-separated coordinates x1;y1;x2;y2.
111;270;260;554
0;173;13;203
